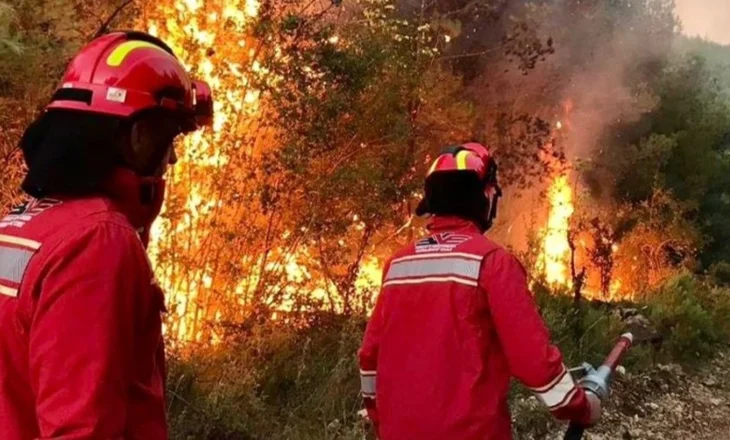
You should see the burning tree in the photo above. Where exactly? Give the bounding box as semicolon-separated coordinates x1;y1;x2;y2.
139;0;477;343
585;218;618;298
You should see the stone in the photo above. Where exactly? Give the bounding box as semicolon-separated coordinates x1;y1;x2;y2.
625;313;651;328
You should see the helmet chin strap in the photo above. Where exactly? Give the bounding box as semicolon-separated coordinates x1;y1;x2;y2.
483;185;503;232
137;176;166;247
101;168;166;247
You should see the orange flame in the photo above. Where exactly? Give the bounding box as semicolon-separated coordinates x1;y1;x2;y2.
144;0;267;343
535;163;629;301
143;0;383;342
538;173;575;287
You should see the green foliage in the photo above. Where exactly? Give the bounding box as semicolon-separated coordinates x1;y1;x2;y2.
647;275;730;364
534;274;730;371
602;54;730;202
168;317;368;440
709;261;730;286
0;2;21;54
697;150;730;266
673;35;730;86
534;288;633;368
613;134;677;202
592;52;730;269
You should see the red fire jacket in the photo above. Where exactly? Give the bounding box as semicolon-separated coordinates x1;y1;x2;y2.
359;216;592;440
0;171;167;440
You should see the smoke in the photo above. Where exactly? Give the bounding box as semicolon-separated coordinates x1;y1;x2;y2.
547;1;675;161
675;0;730;45
482;1;677;250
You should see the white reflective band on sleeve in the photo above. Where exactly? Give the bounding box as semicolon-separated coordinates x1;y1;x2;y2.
360;370;376;396
0;284;18;298
552;387;579;411
0;246;35;284
531;368;578;409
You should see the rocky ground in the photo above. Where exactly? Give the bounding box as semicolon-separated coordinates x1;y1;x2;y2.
591;352;730;440
515;351;730;440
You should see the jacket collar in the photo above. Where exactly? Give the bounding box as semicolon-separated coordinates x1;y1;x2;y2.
100;168;166;234
427;216;484;235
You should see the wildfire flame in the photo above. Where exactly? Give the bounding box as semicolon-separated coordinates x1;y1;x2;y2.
536;160;627;301
143;1;383;344
144;0;265;344
536;109;626;301
539;173;575;286
141;2;638;347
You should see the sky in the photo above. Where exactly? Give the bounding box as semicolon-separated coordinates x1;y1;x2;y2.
675;0;730;45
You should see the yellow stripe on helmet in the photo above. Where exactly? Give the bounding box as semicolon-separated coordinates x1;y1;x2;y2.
107;41;169;67
456;150;471;170
428;157;442;175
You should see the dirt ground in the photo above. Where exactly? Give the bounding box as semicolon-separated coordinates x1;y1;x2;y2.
570;353;730;440
515;351;730;440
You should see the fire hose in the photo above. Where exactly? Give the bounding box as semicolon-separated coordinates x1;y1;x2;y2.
564;332;634;440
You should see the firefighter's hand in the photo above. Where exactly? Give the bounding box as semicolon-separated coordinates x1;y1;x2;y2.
585;391;603;426
358;409;380;438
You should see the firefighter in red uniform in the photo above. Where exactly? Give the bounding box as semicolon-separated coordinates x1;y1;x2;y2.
359;143;602;439
0;32;213;439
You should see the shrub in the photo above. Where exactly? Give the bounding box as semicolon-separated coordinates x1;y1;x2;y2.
647;275;730;364
534;287;638;369
709;261;730;286
168;315;367;440
168;275;730;439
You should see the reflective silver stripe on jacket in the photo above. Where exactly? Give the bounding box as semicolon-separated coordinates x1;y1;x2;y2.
0;235;41;298
0;246;34;285
360;370;376;398
383;253;482;288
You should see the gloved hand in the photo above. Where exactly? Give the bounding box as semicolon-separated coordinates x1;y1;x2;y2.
585;390;603;427
359;406;380;438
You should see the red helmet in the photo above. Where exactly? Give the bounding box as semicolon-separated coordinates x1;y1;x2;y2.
46;31;212;132
417;142;502;230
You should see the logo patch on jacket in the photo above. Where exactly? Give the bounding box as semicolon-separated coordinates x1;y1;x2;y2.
0;199;61;229
415;232;472;253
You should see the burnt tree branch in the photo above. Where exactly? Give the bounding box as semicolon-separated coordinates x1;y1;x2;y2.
93;0;134;39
